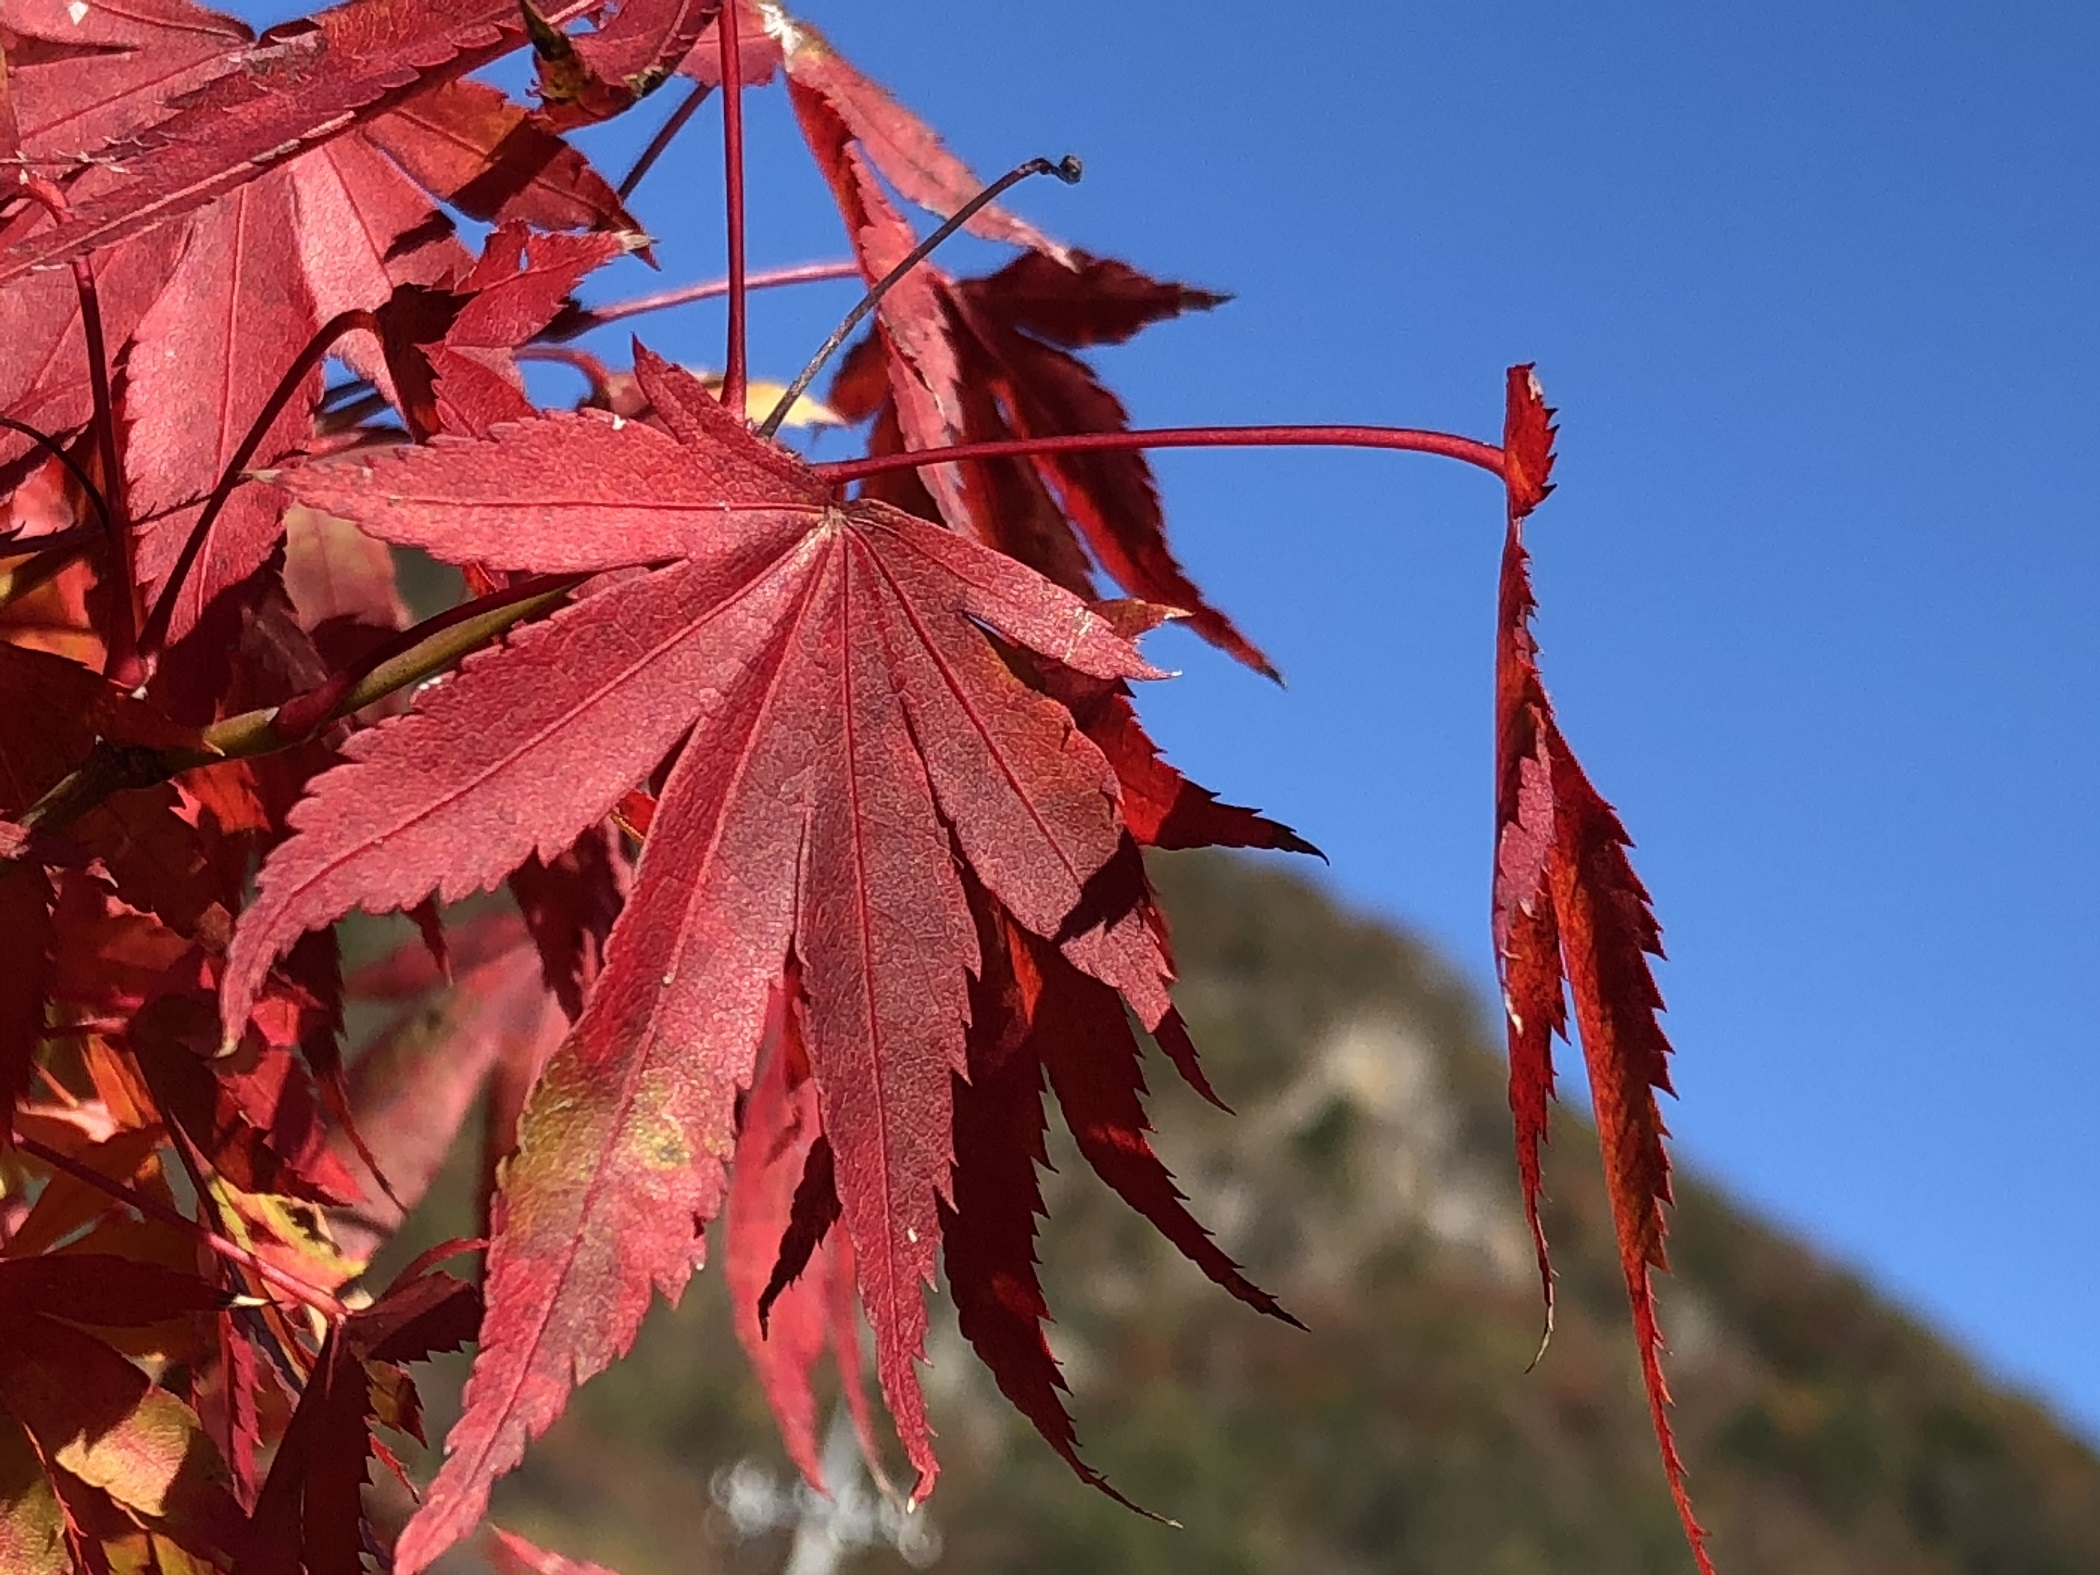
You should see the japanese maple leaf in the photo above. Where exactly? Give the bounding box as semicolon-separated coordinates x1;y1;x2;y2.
0;1253;246;1573
219;343;1174;1569
0;643;198;1120
0;0;638;638
1490;366;1712;1575
720;973;885;1492
243;1250;482;1575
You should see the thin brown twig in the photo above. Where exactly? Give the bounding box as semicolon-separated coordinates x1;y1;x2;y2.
757;156;1082;440
618;78;714;199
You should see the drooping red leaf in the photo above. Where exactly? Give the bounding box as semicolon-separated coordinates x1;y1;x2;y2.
1492;368;1566;1334
723;983;838;1486
939;900;1148;1511
1490;365;1710;1574
1029;928;1296;1327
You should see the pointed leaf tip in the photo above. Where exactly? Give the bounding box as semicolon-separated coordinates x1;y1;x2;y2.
1503;364;1557;519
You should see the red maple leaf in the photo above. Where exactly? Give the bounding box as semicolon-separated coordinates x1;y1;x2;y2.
0;0;638;641
0;1253;247;1572
243;1249;481;1575
219;344;1206;1567
1490;366;1711;1575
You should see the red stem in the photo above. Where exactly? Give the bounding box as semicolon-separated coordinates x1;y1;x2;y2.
18;178;138;685
811;425;1509;487
16;1135;347;1321
541;260;863;341
716;0;748;419
139;309;378;656
73;259;139;686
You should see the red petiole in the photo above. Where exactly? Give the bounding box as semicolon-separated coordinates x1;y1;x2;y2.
811;424;1510;489
716;0;749;418
540;259;863;342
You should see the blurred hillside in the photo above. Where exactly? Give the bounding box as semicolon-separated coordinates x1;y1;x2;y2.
395;853;2100;1574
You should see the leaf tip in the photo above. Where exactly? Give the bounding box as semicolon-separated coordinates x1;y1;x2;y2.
1502;363;1557;519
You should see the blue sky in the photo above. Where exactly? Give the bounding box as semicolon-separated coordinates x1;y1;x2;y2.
252;1;2100;1438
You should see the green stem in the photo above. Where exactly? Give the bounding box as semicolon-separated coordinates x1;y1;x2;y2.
7;576;579;851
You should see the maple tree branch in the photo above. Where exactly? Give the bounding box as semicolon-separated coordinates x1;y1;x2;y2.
0;415;112;538
265;573;581;743
138;309;379;657
539;259;864;341
811;423;1510;487
7;575;579;853
717;0;749;419
756;155;1085;442
618;78;714;199
16;1135;347;1321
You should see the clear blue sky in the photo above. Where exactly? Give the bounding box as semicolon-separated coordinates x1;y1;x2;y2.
259;1;2100;1438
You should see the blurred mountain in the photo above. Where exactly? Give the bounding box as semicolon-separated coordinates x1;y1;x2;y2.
408;853;2100;1574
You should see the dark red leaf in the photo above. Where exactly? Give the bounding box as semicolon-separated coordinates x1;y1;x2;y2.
1031;930;1296;1328
941;902;1152;1512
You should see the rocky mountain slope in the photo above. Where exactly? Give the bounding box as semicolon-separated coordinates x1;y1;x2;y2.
405;854;2100;1574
